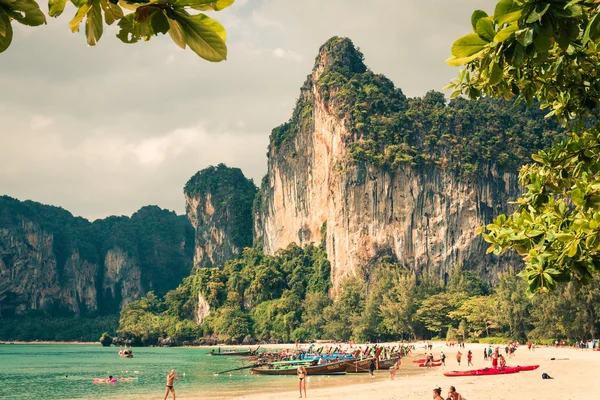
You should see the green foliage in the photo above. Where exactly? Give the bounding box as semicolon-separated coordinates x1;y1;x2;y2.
0;0;233;60
99;331;113;346
448;0;600;292
184;164;257;255
118;243;332;345
415;292;468;336
0;315;118;341
270;37;563;178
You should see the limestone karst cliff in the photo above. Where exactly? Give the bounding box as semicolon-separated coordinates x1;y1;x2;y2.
254;37;563;290
0;196;194;316
184;164;257;269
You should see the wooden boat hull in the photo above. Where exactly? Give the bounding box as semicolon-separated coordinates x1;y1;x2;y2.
251;360;347;376
345;357;377;373
377;357;400;370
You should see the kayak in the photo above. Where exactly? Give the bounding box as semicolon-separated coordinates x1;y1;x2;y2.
413;358;440;363
418;362;443;367
444;365;539;377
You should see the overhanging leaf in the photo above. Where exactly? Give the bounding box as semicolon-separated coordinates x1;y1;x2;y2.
85;0;103;45
583;12;600;44
446;50;485;66
172;9;227;61
100;0;123;25
195;13;225;41
49;0;68;17
0;10;12;52
451;33;488;58
69;2;91;32
7;0;46;26
516;28;533;47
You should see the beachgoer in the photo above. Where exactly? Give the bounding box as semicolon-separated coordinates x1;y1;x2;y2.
498;354;506;368
447;385;463;400
483;348;487;361
505;345;509;356
456;350;462;366
487;346;492;358
467;350;473;366
433;387;444;400
369;359;376;376
297;365;307;398
491;350;498;369
390;358;400;380
163;370;178;400
440;351;446;366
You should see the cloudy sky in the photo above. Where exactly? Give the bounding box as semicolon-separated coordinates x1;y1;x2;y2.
0;0;496;220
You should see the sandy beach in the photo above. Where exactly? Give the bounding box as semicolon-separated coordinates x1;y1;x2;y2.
196;342;600;400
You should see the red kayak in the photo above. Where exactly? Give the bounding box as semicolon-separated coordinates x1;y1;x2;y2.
509;365;539;371
444;367;520;377
413;358;440;363
419;362;443;367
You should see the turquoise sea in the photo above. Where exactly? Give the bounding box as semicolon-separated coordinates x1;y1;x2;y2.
0;344;415;400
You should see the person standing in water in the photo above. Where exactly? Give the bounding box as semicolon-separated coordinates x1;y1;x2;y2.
163;369;178;400
297;365;307;398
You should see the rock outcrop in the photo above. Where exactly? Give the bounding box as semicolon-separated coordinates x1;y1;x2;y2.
185;164;257;269
254;37;561;290
0;197;194;316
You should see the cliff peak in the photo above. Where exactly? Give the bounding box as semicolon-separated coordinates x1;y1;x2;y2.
313;36;367;77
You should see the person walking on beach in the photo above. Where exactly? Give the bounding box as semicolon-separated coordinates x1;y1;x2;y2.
390;358;400;380
467;350;473;366
456;350;462;366
297;365;307;398
369;358;376;376
440;351;446;366
483;348;488;361
163;370;178;400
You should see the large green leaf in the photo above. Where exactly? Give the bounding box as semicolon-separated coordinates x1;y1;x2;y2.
7;0;46;26
471;9;488;31
476;16;496;42
446;50;484;66
166;14;185;48
494;23;518;43
116;12;153;43
195;13;225;41
583;12;600;44
172;9;226;61
85;0;102;45
183;0;234;11
516;27;533;47
0;10;12;53
451;33;488;58
49;0;68;17
494;0;523;25
69;2;91;32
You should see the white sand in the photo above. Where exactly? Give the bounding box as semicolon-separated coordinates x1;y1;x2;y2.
203;343;600;400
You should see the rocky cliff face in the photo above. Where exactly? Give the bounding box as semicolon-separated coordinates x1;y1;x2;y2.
255;37;560;290
0;197;194;316
185;164;257;269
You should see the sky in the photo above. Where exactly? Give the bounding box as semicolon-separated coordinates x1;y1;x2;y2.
0;0;497;220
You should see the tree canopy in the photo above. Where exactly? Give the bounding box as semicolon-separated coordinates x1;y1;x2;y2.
447;0;600;293
0;0;233;60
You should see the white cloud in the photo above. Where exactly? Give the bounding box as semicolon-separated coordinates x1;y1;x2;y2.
272;48;303;62
30;115;54;130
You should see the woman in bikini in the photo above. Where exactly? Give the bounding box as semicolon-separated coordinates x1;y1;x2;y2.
433;387;444;400
297;365;307;398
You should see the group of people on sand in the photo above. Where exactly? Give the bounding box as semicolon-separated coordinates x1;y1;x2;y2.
433;386;462;400
483;346;507;368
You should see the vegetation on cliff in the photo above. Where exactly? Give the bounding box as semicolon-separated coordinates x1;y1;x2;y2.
268;36;563;178
117;245;600;344
185;164;257;254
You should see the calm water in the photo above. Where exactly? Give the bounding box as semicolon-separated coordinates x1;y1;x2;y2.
0;345;420;399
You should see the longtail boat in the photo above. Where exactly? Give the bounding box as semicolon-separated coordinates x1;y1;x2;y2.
209;349;257;356
345;357;377;373
250;360;347;376
377;357;400;370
